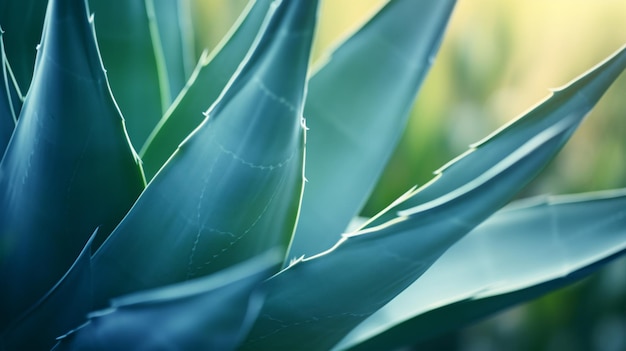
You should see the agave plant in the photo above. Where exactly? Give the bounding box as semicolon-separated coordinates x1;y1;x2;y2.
0;0;624;349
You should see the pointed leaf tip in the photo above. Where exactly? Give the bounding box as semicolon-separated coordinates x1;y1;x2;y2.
550;43;626;105
91;0;319;306
290;0;457;258
140;0;274;179
0;0;144;328
364;43;626;230
243;43;626;351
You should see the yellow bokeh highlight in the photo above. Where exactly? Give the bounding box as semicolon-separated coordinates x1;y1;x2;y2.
193;0;626;205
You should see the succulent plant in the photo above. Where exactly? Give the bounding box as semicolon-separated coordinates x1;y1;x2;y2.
0;0;625;350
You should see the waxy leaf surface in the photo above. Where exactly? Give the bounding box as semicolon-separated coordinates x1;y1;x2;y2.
0;0;145;328
92;0;318;306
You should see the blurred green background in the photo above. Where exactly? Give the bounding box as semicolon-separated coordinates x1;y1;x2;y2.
193;0;626;350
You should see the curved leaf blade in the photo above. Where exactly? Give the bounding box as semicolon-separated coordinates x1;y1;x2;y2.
0;0;145;328
0;0;47;92
149;0;195;100
363;44;626;229
242;45;626;351
0;231;95;351
53;251;281;351
340;189;626;350
92;0;318;306
0;29;23;153
89;0;167;149
140;0;273;179
289;0;457;259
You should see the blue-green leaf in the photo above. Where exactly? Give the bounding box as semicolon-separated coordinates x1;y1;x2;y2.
91;0;318;307
289;0;457;259
0;0;145;328
362;44;626;229
53;251;281;351
140;0;273;179
149;0;196;100
339;189;626;350
89;0;168;149
241;45;626;351
0;29;23;153
0;231;95;351
0;0;47;92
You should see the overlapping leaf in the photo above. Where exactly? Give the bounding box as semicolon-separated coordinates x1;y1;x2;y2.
89;0;168;149
289;0;457;259
91;0;318;307
0;0;145;329
0;29;22;153
53;251;280;351
0;0;47;92
242;45;626;351
141;0;273;179
149;0;196;101
362;45;626;229
339;189;626;350
0;232;95;351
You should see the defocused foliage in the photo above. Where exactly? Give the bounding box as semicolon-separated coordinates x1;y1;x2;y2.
196;1;626;350
1;0;624;349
